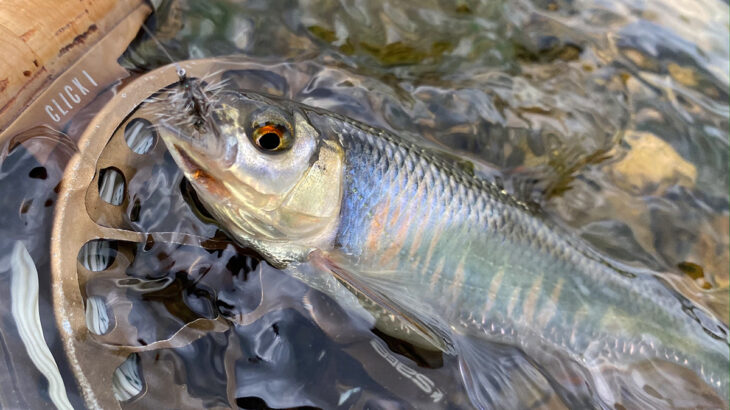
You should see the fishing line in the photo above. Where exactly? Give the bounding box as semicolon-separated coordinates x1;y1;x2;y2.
139;23;187;81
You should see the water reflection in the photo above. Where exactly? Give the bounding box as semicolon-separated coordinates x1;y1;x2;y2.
123;0;730;404
0;0;726;407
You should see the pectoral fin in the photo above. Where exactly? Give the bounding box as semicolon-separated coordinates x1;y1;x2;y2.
305;250;454;354
298;250;571;409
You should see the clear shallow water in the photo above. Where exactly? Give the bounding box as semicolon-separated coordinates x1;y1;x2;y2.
0;0;728;408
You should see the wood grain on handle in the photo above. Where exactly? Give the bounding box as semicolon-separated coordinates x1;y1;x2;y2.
0;0;145;130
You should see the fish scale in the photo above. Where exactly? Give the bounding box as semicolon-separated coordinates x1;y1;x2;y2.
307;110;729;398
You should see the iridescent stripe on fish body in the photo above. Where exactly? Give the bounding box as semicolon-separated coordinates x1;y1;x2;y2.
307;111;729;396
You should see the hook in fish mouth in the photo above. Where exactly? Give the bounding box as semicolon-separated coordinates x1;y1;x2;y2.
145;73;230;139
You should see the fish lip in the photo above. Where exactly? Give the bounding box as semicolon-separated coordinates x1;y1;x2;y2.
157;119;203;148
157;117;238;169
173;144;203;174
156;120;205;174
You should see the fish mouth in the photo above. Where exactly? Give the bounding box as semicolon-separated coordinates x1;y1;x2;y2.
171;143;283;241
174;144;203;174
171;143;232;199
157;115;238;168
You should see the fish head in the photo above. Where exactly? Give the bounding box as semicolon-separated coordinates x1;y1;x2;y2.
156;88;344;265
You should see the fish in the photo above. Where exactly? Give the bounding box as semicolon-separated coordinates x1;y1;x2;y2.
151;81;730;408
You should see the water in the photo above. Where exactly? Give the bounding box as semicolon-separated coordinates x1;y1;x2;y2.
0;0;727;408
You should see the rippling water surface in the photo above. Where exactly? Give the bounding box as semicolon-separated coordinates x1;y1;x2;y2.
0;0;728;408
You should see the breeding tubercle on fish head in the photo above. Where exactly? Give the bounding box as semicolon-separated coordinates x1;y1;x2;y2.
151;86;345;266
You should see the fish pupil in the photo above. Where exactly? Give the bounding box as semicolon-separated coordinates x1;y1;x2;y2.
258;132;281;150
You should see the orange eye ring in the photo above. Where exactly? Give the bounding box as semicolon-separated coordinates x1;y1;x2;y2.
252;123;288;152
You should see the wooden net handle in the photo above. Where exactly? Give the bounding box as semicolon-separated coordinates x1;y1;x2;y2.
0;0;146;129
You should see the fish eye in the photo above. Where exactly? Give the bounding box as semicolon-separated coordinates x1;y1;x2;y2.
247;106;294;153
252;123;288;151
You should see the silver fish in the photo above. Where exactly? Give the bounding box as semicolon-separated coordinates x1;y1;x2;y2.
153;84;729;408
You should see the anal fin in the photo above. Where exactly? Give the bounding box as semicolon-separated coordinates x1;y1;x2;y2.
454;334;575;410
